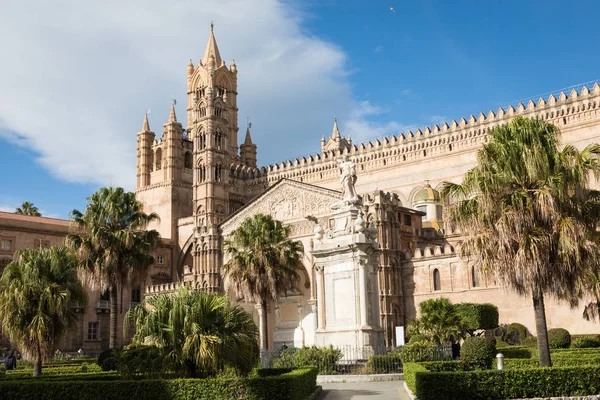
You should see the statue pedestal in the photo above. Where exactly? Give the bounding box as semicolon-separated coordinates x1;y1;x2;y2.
311;205;384;352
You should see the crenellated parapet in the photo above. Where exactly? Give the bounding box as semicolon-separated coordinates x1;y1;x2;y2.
403;243;456;261
260;83;600;185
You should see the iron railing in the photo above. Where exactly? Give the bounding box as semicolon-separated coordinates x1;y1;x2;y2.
263;345;452;375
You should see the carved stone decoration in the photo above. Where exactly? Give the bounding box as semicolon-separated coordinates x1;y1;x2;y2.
221;179;341;236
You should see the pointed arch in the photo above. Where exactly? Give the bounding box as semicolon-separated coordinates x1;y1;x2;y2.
155;148;162;171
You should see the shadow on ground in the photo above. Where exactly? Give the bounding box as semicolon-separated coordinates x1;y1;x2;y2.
318;389;381;399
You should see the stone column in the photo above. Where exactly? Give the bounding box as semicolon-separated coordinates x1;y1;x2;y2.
315;265;326;330
358;259;369;328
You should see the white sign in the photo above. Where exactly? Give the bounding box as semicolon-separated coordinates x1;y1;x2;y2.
395;326;405;347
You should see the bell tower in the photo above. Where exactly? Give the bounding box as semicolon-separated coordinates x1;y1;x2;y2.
187;24;239;292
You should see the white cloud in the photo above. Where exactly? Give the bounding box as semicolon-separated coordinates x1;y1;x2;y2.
341;100;411;143
0;205;16;213
0;0;405;188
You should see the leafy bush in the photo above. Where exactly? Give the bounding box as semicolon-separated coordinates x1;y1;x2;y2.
272;346;342;375
400;342;451;362
413;365;600;400
118;345;165;379
496;346;532;359
573;337;600;348
0;367;317;400
547;328;571;349
455;303;499;334
460;337;496;370
505;323;528;345
97;349;118;372
366;352;402;374
408;334;427;344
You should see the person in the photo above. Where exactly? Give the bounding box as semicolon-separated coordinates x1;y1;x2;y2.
6;351;16;370
281;342;288;351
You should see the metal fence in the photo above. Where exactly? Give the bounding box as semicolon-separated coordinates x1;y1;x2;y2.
262;345;452;375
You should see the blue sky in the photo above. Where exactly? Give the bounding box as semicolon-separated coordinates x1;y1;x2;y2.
0;0;598;219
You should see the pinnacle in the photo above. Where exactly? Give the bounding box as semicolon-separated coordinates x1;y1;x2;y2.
332;118;341;139
168;104;177;123
202;24;222;67
244;126;253;145
142;113;150;132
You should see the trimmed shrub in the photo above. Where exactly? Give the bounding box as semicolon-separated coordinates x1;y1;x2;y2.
520;336;537;348
402;362;428;394
366;352;402;374
6;364;103;377
419;361;466;372
505;323;528;345
573;337;600;348
460;337;496;370
414;365;600;400
547;328;571;349
455;303;499;334
97;349;118;372
496;346;532;359
272;346;342;375
0;367;317;400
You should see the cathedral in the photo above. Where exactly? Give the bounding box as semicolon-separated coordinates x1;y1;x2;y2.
3;25;600;357
132;25;600;349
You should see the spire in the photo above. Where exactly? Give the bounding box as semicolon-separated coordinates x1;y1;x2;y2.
142;113;150;132
168;104;177;123
244;126;253;145
202;23;222;67
332;118;341;139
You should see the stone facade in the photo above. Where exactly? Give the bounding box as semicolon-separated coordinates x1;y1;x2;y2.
134;25;600;350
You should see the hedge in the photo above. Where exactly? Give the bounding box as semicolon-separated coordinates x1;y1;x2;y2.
414;365;600;400
0;367;317;400
496;346;532;359
6;364;102;377
402;362;428;394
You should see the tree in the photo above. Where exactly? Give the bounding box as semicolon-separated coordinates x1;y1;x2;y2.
455;303;499;336
441;116;600;367
67;187;160;349
223;213;303;357
407;298;465;346
15;201;41;217
0;246;87;376
126;287;258;378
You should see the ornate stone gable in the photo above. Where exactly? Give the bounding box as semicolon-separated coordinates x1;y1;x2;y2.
220;179;341;237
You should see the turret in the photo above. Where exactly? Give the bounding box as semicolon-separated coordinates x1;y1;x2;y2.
136;113;155;188
240;125;257;168
163;104;184;181
412;182;443;231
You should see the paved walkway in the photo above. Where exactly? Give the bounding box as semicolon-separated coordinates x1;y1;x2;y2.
318;381;411;400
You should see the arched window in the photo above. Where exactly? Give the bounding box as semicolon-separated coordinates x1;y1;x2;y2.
215;164;222;182
199;166;206;182
155;148;162;171
215;132;223;149
472;265;480;288
199;134;206;150
433;268;441;291
184;152;192;169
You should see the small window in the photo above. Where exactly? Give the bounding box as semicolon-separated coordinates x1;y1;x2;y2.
0;240;12;251
433;269;441;291
157;255;164;264
403;215;412;226
416;205;427;220
472;266;480;288
88;322;98;340
100;290;110;301
131;284;141;303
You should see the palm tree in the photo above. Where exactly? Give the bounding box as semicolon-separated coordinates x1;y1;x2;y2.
0;246;87;376
408;298;465;346
67;186;160;349
126;287;258;378
441;116;600;367
15;201;41;217
223;213;303;357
